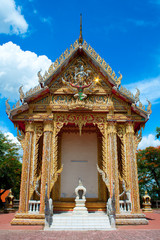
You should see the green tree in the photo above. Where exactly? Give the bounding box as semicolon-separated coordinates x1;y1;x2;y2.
137;146;160;200
156;127;160;139
0;132;22;206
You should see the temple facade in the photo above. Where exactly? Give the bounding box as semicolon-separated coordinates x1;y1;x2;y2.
6;36;151;226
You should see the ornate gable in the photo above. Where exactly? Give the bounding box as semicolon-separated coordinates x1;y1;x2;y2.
6;38;152;133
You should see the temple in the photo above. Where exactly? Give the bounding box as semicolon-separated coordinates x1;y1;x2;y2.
6;25;151;227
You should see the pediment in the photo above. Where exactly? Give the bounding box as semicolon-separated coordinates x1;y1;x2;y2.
49;55;112;96
8;39;150;122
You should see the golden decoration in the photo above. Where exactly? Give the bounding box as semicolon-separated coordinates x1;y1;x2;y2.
54;113;106;136
5;99;11;116
135;88;140;103
147;99;152;116
50;164;63;192
19;86;25;102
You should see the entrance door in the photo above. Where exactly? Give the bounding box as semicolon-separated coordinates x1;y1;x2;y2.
61;132;98;199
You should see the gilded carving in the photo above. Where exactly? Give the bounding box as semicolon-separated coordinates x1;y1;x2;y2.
50;164;63;192
117;126;128;190
115;72;122;88
17;129;25;150
106;122;120;213
25;122;35;132
19;128;34;213
125;123;141;213
29;124;43;199
54;113;106;136
135;129;142;150
43;121;54;132
40;130;52;213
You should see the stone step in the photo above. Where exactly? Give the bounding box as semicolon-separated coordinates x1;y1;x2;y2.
46;212;114;231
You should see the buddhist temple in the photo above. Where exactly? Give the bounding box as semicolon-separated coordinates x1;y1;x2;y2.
6;19;151;227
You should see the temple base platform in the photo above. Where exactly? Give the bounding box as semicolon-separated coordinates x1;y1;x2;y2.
10;208;148;226
11;213;45;225
116;213;148;225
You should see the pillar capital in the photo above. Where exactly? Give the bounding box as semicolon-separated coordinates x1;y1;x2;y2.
126;122;134;134
43;120;53;132
25;121;34;132
107;121;117;134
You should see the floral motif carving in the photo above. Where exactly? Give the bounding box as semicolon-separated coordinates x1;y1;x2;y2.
54;113;106;136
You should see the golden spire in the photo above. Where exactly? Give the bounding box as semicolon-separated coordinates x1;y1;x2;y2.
79;13;83;44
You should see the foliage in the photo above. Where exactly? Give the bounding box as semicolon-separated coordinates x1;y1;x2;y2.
137;146;160;200
156;127;160;139
0;132;22;203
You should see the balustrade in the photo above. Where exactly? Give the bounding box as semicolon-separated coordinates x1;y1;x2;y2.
119;200;132;213
28;200;40;213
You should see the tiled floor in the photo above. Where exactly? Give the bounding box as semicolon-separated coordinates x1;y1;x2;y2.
0;229;160;240
0;210;160;240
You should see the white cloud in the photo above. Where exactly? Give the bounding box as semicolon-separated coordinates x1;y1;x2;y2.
125;76;160;105
0;41;52;101
4;132;20;146
138;134;160;149
0;0;28;35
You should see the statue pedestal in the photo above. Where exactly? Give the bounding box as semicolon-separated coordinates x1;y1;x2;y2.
142;203;152;212
73;179;88;215
4;208;15;213
73;199;88;215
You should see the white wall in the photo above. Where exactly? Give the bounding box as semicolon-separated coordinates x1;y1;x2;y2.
61;132;98;198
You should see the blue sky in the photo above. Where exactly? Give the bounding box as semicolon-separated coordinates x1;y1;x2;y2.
0;0;160;149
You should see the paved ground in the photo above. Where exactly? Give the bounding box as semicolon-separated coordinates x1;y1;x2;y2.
0;229;160;240
0;210;160;240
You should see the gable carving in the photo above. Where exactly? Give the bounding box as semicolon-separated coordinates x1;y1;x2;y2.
50;56;111;97
112;96;128;111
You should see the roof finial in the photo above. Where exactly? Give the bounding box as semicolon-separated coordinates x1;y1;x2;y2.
79;13;83;44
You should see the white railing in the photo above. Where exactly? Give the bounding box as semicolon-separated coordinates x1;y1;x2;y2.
119;200;132;212
28;200;40;213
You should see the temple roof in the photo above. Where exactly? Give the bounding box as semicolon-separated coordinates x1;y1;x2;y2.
5;38;152;131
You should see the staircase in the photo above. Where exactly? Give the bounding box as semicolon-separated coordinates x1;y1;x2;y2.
45;212;114;231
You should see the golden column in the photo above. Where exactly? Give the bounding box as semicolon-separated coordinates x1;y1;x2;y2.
106;122;120;214
125;122;141;214
40;120;53;214
18;122;34;213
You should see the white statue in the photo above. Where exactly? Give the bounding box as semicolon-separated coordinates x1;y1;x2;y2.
73;178;88;215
